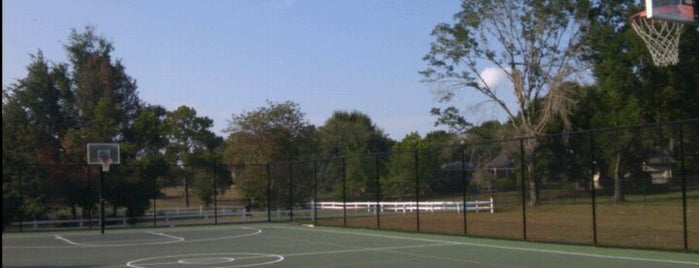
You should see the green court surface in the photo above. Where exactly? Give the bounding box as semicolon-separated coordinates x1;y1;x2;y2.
3;224;698;268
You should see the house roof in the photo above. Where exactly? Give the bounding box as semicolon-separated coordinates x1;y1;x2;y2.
484;151;515;170
441;151;515;171
441;161;473;171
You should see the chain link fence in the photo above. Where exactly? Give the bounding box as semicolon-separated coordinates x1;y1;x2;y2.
3;119;698;251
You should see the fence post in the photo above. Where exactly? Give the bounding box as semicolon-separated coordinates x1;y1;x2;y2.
461;143;468;235
313;160;318;226
289;163;294;222
310;200;315;222
415;149;420;232
375;154;382;229
590;131;598;246
152;197;157;228
519;138;527;241
19;168;24;232
679;122;688;250
342;157;347;227
266;164;272;223
213;164;218;225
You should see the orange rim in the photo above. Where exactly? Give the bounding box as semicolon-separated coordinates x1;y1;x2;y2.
630;10;648;20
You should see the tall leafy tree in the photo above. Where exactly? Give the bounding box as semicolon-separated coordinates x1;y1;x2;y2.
165;105;225;207
420;131;459;195
581;0;699;201
385;131;459;200
422;0;591;205
384;132;423;200
224;101;316;206
317;111;393;199
318;111;393;157
2;52;69;222
59;26;150;218
123;105;170;216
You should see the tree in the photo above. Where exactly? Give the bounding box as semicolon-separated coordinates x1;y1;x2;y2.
384;133;423;200
430;106;473;136
164;105;224;207
318;111;392;157
65;26;142;143
224;101;316;207
2;51;69;223
124;105;170;216
580;0;699;202
61;26;150;218
420;131;460;195
317;111;393;199
422;0;590;205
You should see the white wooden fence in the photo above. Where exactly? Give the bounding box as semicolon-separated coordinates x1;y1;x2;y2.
10;200;494;230
311;198;494;214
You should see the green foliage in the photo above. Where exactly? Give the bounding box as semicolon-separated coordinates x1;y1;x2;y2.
318;111;392;156
495;177;517;191
1;26;226;225
579;0;699;202
224;101;316;205
383;131;459;199
384;133;421;200
430;106;472;134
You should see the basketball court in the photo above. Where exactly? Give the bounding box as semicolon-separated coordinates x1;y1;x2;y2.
4;2;699;268
3;223;697;267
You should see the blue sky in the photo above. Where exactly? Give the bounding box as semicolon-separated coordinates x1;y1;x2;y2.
3;0;507;140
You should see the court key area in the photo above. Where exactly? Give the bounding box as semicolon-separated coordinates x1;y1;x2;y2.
3;223;698;267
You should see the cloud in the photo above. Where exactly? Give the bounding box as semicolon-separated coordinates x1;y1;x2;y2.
478;67;506;89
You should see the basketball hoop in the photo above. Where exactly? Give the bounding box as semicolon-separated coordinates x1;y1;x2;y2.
100;157;113;172
630;10;685;67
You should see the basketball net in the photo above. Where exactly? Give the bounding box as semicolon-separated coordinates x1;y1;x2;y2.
630;11;684;67
101;157;113;172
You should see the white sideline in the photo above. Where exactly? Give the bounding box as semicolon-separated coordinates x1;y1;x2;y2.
274;225;699;266
145;231;184;241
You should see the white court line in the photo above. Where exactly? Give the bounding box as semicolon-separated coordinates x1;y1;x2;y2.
126;253;284;268
54;235;81;246
6;227;262;249
283;243;454;257
270;225;699;266
53;232;184;247
145;231;184;241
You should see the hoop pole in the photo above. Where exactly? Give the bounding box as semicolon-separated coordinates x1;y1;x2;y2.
100;168;106;234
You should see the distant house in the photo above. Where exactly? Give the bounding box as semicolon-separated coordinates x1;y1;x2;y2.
483;152;516;177
642;152;676;184
440;161;474;180
441;151;516;192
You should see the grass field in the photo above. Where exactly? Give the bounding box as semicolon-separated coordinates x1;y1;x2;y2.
11;185;695;252
312;190;699;251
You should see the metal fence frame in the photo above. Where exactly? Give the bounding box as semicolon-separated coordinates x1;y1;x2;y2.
3;119;697;251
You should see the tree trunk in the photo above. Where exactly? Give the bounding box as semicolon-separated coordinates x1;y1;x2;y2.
613;151;625;202
527;163;540;206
